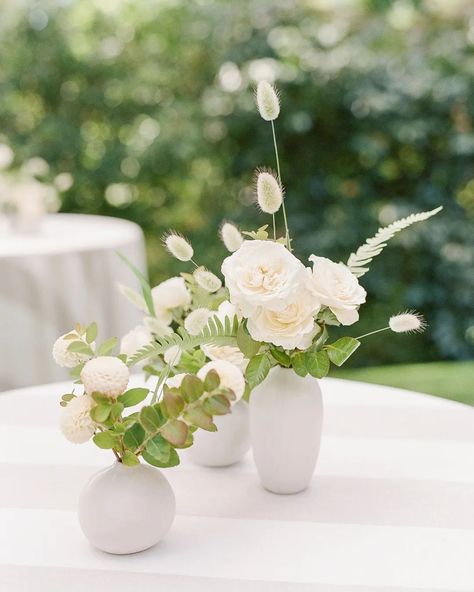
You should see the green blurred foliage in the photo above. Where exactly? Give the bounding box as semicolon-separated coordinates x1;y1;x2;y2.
0;0;473;365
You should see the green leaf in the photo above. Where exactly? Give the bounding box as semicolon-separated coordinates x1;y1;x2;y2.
61;393;75;402
310;326;329;351
325;337;361;367
67;341;93;356
175;431;194;449
122;450;140;466
109;401;124;421
93;430;118;449
291;352;308;377
69;362;85;380
269;348;291;367
145;434;171;463
116;251;156;317
318;308;341;326
91;392;112;405
160;419;188;446
97;337;118;356
202;394;231;416
180;375;204;402
177;349;206;373
163;387;185;418
139;404;165;432
123;422;145;449
203;369;220;392
183;406;217;431
90;403;111;423
306;350;330;378
245;354;272;388
236;323;261;358
142;448;180;468
118;387;149;407
85;322;98;344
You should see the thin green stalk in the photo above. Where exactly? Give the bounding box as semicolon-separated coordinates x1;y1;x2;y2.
272;214;276;240
356;326;390;340
271;120;291;251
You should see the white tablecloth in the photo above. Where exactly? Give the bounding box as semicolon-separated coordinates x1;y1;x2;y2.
0;214;146;390
1;377;474;591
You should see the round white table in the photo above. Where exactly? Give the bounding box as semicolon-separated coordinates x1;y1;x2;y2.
0;214;146;390
1;377;474;591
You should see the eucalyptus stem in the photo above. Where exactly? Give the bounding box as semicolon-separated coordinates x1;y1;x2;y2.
271;120;291;251
356;326;390;340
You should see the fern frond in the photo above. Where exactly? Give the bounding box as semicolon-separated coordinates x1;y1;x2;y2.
347;206;442;277
128;315;240;366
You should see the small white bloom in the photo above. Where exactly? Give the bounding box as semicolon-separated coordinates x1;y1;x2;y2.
389;311;426;333
220;222;244;252
0;144;14;170
222;240;307;316
184;308;213;335
164;345;182;366
308;255;366;326
256;171;283;214
247;289;320;350
52;332;94;368
165;373;186;389
152;277;191;311
164;232;194;262
81;356;130;398
194;267;222;293
120;325;153;359
60;395;96;444
256;80;280;121
144;316;173;337
198;360;245;403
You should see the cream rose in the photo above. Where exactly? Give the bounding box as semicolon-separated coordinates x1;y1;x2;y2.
151;277;191;313
247;289;320;350
221;240;306;316
308;255;366;325
120;325;152;360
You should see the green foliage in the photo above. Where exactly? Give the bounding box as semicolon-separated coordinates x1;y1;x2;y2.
117;387;149;407
236;323;262;358
325;337;361;367
245;354;273;388
306;350;330;379
1;1;472;363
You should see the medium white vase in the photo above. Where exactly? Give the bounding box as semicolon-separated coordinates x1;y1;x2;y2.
250;366;323;494
186;400;251;467
78;462;175;554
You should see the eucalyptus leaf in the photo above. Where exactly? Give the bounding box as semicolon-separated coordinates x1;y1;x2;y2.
85;322;98;344
118;387;149;407
67;341;93;356
122;450;140;466
123;422;145;449
160;419;188;446
163;387;185;418
90;403;111;423
181;374;204;402
145;434;171;463
203;369;220;392
183;406;216;431
142;448;180;468
93;430;118;449
139;404;165;432
202;394;231;416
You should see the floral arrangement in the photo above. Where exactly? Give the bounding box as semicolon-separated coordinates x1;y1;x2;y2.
53;81;440;468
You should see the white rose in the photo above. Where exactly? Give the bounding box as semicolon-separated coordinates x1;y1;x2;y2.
221;240;306;316
120;325;152;360
308;255;366;326
152;277;191;312
197;360;245;403
201;300;247;370
60;396;96;444
247;288;320;350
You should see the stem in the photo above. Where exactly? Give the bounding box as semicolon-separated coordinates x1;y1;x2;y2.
271;120;291;251
272;213;276;240
190;259;199;269
356;326;390;340
112;447;122;463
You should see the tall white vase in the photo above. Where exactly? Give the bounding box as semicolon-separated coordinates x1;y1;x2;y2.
186;400;251;467
78;462;175;554
250;366;323;494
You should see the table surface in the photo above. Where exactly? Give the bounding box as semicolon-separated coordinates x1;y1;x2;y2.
1;377;474;592
0;213;143;258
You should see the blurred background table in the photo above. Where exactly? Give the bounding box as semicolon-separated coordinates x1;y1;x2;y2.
1;377;473;591
0;213;146;390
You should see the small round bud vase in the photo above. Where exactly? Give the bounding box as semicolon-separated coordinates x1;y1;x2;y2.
186;400;251;467
78;462;176;554
249;366;323;494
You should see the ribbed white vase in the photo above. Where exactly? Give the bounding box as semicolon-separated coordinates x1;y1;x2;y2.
250;366;323;494
78;462;175;554
186;400;250;467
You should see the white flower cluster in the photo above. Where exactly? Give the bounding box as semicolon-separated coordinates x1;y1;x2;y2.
221;240;366;350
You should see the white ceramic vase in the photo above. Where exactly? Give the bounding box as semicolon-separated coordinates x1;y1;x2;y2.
186;400;251;467
250;366;323;494
78;462;175;554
